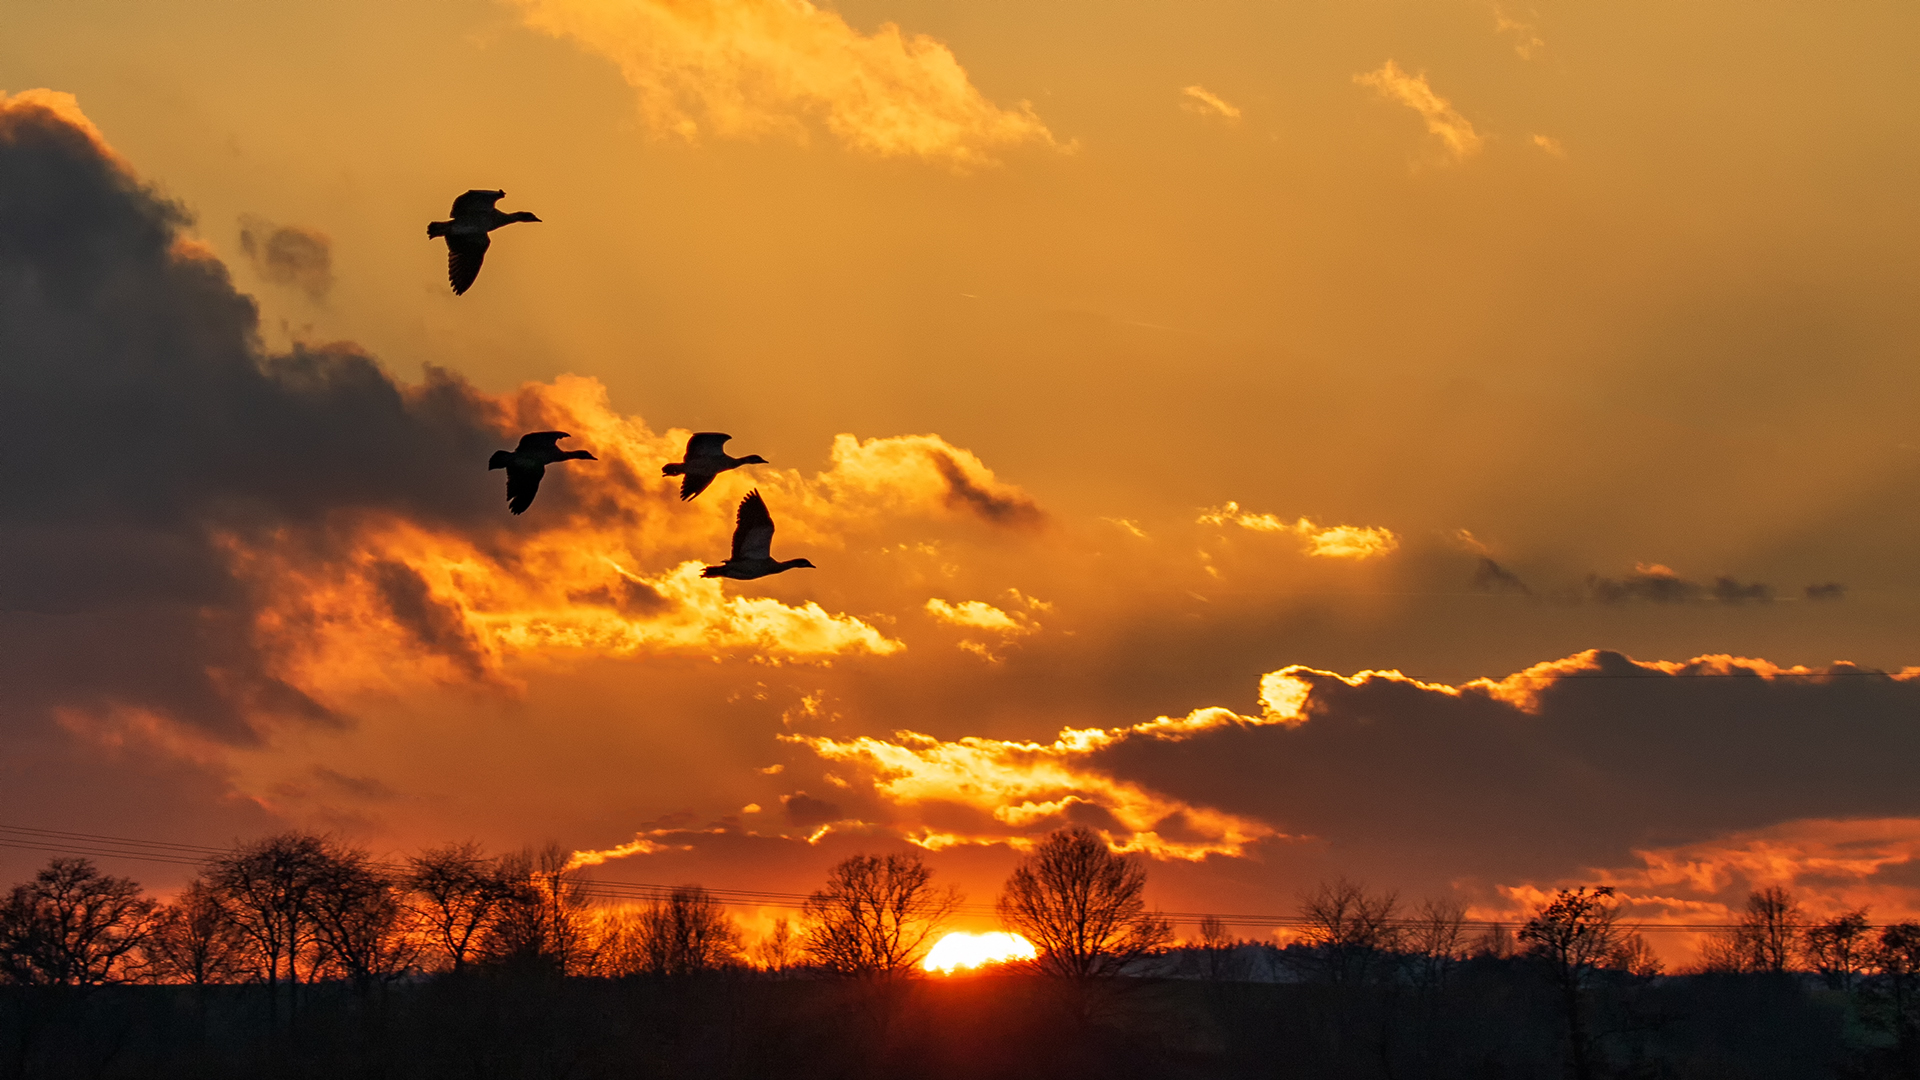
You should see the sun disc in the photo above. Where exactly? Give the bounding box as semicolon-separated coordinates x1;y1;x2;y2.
923;931;1038;974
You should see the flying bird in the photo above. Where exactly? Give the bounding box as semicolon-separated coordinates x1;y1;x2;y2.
427;189;541;295
702;491;816;580
661;432;768;501
488;431;596;515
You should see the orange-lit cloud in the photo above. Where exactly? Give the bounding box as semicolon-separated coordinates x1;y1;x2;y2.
510;0;1059;165
1532;133;1566;157
783;680;1322;859
1353;61;1483;162
1180;85;1241;121
1196;502;1398;559
1492;7;1546;59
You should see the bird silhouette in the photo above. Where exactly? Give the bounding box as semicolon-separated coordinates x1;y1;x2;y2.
488;431;595;515
702;491;816;579
661;432;768;501
427;189;541;295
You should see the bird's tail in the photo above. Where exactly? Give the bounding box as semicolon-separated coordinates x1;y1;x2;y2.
488;450;512;470
661;463;686;476
427;220;451;239
700;565;725;578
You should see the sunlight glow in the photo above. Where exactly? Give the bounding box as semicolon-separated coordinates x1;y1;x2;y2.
923;931;1037;974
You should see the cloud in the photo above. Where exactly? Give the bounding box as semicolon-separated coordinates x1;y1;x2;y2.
1196;502;1398;559
1806;582;1847;601
924;598;1034;635
788;718;1285;860
238;216;333;299
1180;85;1241;121
509;0;1059;166
1353;61;1483;162
818;433;1043;528
1586;563;1779;605
1492;7;1545;59
1471;556;1531;594
1531;133;1567;158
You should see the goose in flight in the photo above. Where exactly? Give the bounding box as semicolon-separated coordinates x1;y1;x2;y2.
702;491;815;580
427;189;541;295
661;432;768;501
488;431;596;515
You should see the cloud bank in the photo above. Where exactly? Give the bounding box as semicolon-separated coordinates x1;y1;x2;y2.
510;0;1059;165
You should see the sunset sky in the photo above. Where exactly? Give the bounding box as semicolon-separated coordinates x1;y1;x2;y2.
4;0;1920;958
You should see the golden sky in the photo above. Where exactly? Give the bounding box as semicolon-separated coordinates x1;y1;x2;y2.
4;0;1920;954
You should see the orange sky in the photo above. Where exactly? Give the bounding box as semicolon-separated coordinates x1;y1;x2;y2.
4;0;1920;962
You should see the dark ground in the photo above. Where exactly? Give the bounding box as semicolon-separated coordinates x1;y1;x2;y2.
0;965;1902;1080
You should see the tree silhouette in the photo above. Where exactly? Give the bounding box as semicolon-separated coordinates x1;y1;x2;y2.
0;858;156;987
481;844;598;974
1295;878;1402;985
801;852;959;978
307;843;415;990
752;917;798;974
406;842;517;974
1804;909;1873;990
636;885;741;976
996;827;1171;982
144;877;247;986
207;832;334;1012
1520;886;1622;1080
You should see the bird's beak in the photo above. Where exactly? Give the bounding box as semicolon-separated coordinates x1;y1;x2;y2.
528;214;543;222
582;451;597;460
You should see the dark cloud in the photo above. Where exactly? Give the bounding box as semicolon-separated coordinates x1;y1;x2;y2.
1091;651;1920;895
1805;582;1847;601
1587;564;1776;605
310;766;399;801
927;449;1043;528
370;561;488;676
0;93;507;751
1470;556;1530;594
781;792;843;829
238;216;332;300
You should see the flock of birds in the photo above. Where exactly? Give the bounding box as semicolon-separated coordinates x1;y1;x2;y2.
441;190;813;581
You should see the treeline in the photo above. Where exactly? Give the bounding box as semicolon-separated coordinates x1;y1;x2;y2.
0;826;1168;995
4;830;1920;1078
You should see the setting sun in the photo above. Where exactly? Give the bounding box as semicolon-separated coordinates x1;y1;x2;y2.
922;932;1038;974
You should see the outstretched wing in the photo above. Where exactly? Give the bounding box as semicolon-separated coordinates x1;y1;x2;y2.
679;471;717;501
447;232;489;295
505;463;544;515
730;490;775;561
686;432;731;458
513;431;569;454
450;189;505;216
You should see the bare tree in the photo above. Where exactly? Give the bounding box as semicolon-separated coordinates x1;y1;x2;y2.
0;858;156;986
406;842;515;974
208;831;341;1013
1519;886;1622;1080
482;845;595;974
1196;915;1244;981
1804;909;1873;990
1697;887;1804;974
997;827;1172;982
144;877;248;986
802;852;959;979
1407;897;1468;989
752;917;798;974
1295;878;1402;985
635;886;741;976
1740;886;1802;972
1470;921;1516;960
306;843;415;990
1867;922;1920;1054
